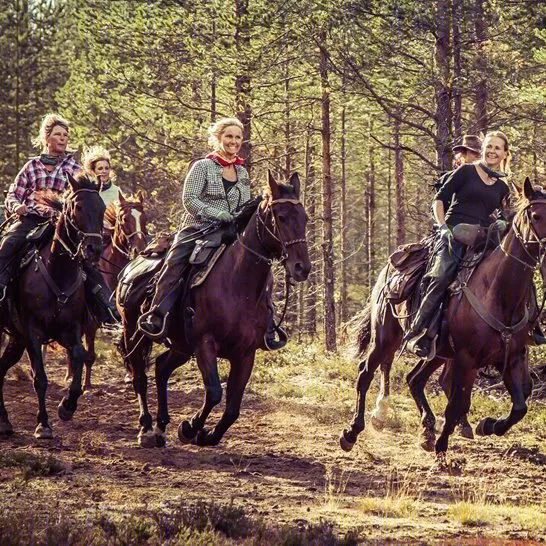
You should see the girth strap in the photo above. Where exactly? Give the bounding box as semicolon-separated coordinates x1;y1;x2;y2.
461;285;529;374
34;251;84;306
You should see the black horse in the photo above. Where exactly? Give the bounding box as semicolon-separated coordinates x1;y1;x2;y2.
0;173;105;439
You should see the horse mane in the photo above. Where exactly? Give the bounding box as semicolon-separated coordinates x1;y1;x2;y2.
104;195;145;228
513;184;546;217
233;195;263;233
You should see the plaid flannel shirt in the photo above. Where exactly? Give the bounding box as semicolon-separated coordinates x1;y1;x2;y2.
5;154;81;218
180;158;251;229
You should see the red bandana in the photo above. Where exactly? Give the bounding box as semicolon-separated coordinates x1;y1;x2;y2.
206;152;245;167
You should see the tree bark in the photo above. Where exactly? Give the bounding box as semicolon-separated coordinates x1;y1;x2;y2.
340;103;348;324
319;32;336;352
394;116;405;246
367;118;376;289
474;0;488;133
304;134;317;336
452;2;462;142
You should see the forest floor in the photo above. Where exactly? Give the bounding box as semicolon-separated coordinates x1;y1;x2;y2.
0;339;546;545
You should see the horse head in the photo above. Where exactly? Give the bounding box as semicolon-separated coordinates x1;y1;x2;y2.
63;172;106;262
259;171;311;282
512;178;546;265
116;191;148;259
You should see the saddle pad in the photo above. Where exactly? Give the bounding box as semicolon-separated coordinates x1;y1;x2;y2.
190;244;226;288
117;254;163;307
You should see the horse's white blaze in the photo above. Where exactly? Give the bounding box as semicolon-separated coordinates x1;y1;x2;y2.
131;209;142;233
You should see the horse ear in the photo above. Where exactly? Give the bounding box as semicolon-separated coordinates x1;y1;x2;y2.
118;192;126;204
289;172;300;198
268;170;280;197
67;172;78;191
523;177;535;200
136;189;145;203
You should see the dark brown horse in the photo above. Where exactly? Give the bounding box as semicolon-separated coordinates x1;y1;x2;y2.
117;172;311;447
65;192;148;390
0;173;105;439
340;179;544;456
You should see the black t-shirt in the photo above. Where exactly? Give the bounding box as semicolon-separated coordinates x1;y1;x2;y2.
222;177;236;195
435;164;509;227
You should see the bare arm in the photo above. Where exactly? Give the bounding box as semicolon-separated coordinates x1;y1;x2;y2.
432;199;446;226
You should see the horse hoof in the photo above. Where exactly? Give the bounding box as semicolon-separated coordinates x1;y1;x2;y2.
0;421;13;437
138;430;156;448
475;418;495;436
57;402;75;421
193;428;219;447
339;432;355;452
459;425;474;440
420;430;436;452
34;424;53;439
371;416;386;431
153;425;166;448
177;420;195;444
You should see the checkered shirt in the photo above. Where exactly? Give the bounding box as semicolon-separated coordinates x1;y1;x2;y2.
180;158;251;229
5;154;81;218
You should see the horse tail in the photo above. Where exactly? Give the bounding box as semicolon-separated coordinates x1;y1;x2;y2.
356;301;372;357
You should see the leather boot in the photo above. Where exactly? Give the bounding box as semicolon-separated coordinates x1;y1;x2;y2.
138;233;194;339
89;283;120;324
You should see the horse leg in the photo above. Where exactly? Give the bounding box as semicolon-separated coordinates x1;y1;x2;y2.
340;331;399;452
26;335;53;439
476;351;532;437
193;350;255;447
57;328;86;421
407;357;444;451
435;361;476;455
439;362;473;439
154;349;190;447
370;360;391;430
0;336;26;436
178;335;222;444
82;322;97;391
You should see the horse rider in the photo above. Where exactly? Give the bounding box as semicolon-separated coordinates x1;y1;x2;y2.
404;131;512;360
137;117;286;349
82;145;125;246
0;113;119;324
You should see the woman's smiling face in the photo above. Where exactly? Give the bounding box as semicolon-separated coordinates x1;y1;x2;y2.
483;136;507;170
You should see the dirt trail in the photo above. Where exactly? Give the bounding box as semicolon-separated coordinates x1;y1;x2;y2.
1;348;546;545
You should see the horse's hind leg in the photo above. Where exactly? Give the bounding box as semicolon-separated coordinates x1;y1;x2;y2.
370;360;391;431
178;335;222;444
82;322;98;391
407;357;444;451
340;314;400;451
438;362;473;439
0;336;25;436
193;350;255;447
154;349;190;447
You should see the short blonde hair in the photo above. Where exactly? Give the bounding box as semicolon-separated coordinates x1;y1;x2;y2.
32;113;70;151
207;117;244;150
483;130;512;175
82;145;111;174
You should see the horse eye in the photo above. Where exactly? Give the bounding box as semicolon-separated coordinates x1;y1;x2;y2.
532;212;541;222
277;214;287;223
75;204;83;212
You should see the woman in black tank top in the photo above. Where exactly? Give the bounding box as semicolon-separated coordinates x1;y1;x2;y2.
404;131;512;360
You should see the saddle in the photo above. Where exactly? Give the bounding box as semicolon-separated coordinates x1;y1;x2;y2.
20;222;55;269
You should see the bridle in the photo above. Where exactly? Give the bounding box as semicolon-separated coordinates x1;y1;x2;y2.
237;197;306;267
500;198;546;271
111;205;146;259
53;188;103;260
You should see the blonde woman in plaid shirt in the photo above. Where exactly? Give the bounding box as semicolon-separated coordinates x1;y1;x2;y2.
0;113;119;323
139;118;253;339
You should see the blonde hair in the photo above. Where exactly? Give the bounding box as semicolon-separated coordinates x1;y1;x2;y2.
483;130;511;175
32;113;70;151
207;117;244;150
82;145;111;174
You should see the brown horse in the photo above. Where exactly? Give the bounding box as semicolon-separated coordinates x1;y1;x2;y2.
117;172;311;447
66;192;148;390
340;178;544;456
0;173;105;439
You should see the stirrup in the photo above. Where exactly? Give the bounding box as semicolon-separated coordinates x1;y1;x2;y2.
264;325;288;351
406;330;437;361
137;311;170;340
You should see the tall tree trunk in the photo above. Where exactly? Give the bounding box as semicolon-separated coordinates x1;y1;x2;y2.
394;116;405;246
304;133;317;336
434;0;453;171
474;0;488;132
387;128;393;254
284;57;292;179
319;32;336;352
452;2;462;142
234;0;252;170
340;103;348;324
367;118;376;288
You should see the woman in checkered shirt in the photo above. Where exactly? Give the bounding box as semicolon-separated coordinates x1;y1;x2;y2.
0;113;119;323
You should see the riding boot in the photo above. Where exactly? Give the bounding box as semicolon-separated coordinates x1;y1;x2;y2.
138;230;196;339
84;264;120;324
